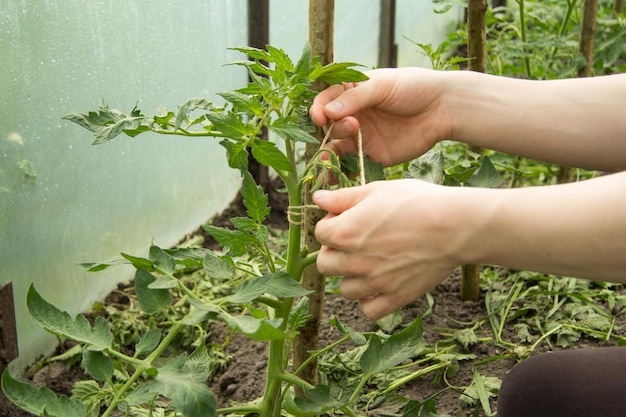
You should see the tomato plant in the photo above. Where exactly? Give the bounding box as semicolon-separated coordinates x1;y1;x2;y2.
2;44;424;417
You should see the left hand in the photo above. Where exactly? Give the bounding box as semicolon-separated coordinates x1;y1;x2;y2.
313;180;461;320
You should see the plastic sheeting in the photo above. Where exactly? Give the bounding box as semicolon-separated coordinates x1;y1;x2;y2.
0;0;459;372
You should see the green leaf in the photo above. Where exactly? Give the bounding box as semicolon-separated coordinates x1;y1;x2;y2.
149;245;176;274
27;285;112;350
220;313;286;341
270;117;318;144
310;62;369;84
2;370;87;417
135;328;162;357
203;224;258;257
226;274;272;304
402;398;448;417
241;171;270;223
203;252;235;281
360;316;423;375
80;256;129;272
467;156;502;188
134;269;172;313
231;216;269;242
250;137;293;172
82;349;114;382
205;111;252;140
267;272;313;298
217;91;263;116
120;252;154;272
152;346;217;417
289;297;312;331
329;316;367;345
230;46;271;62
404;149;445;184
219;139;249;171
292;383;352;414
174;97;214;130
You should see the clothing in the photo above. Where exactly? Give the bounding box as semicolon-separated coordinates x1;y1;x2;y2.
497;346;626;417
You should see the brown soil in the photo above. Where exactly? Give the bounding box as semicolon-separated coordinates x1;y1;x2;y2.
2;183;624;417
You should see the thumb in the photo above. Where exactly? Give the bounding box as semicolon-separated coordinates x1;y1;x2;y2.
313;187;368;215
323;80;379;121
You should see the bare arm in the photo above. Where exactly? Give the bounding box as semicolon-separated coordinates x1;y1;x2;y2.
314;171;626;320
311;68;626;172
446;71;626;172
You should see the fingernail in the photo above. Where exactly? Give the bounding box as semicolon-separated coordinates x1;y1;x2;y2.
325;100;343;114
313;190;330;202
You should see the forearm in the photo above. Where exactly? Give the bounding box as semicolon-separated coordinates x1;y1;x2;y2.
457;171;626;282
444;71;626;172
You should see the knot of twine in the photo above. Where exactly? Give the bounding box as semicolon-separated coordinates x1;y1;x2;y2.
287;123;366;225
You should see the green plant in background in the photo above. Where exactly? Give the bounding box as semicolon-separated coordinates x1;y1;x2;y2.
1;45;432;417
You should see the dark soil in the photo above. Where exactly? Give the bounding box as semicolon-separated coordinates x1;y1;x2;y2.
2;181;624;417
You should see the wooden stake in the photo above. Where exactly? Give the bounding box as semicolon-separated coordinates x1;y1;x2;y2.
460;0;488;302
291;0;334;397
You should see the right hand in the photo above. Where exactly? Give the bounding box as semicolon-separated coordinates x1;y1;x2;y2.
309;67;453;167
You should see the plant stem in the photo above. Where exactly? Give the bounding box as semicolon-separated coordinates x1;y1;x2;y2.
516;0;532;78
101;320;185;417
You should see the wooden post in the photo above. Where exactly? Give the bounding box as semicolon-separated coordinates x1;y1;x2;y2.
247;0;271;193
378;0;397;68
460;0;488;302
559;0;598;184
291;0;334;397
0;282;19;371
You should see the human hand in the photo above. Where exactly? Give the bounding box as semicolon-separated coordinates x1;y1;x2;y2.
313;179;461;320
309;67;452;167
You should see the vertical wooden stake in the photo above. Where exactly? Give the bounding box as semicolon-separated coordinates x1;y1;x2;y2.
378;0;397;68
460;0;488;302
0;282;19;371
291;0;334;397
559;0;598;184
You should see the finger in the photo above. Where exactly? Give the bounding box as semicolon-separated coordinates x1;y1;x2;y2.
359;294;400;321
312;186;369;216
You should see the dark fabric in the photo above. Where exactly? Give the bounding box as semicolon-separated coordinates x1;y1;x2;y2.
497;347;626;417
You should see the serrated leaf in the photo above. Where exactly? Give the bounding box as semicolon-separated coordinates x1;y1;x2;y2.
310;62;369;84
360;316;423;375
174;97;214;130
82;349;114;382
205;111;252;140
289;297;312;331
149;245;176;274
270;117;318;144
467;156;502;188
220;313;286;340
293;383;352;414
203;224;258;257
219;139;249;170
241;171;270;223
92;116;153;145
135;328;162;357
152;347;217;417
80;256;129;272
134;269;172;313
250;137;293;172
226;274;272;304
2;371;87;417
27;285;112;350
230;46;271;62
329;316;367;345
267;272;313;298
120;252;154;271
203;252;235;280
217;90;263;116
231;217;269;242
405;149;445;184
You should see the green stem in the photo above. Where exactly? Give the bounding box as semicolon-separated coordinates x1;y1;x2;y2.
516;0;532;78
382;361;452;394
101;320;185;417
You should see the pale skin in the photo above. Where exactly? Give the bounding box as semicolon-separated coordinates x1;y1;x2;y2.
309;68;626;321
